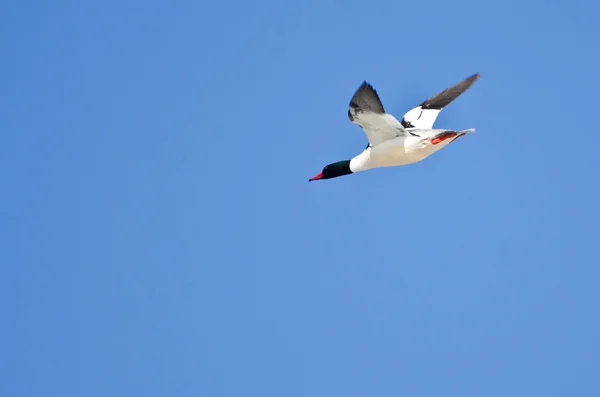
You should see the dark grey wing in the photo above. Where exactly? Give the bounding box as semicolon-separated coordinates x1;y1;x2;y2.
401;73;480;129
348;81;385;122
420;73;480;110
347;81;407;147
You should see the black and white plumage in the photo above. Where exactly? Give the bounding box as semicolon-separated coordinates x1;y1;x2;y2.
400;73;480;129
347;82;407;147
309;73;481;182
348;82;386;119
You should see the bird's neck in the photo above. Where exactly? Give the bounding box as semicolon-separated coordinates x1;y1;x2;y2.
350;149;372;173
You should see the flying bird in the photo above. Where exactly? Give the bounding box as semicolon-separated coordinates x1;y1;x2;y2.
309;73;480;181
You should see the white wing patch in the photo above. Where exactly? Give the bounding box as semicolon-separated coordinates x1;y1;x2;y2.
401;107;441;130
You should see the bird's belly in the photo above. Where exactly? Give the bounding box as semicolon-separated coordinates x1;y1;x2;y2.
370;138;427;167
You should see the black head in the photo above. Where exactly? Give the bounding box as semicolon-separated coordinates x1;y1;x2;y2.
309;160;352;181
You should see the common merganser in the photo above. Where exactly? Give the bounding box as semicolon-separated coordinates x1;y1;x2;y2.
309;73;480;181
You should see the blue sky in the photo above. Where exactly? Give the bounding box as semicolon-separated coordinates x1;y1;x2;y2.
2;0;600;396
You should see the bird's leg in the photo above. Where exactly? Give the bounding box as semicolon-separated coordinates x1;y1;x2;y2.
450;132;466;143
431;132;458;145
430;131;467;145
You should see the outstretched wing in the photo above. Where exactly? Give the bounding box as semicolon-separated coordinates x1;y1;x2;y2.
401;73;480;130
348;81;406;147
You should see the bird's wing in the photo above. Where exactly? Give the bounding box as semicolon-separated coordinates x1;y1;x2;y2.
348;81;407;147
400;73;480;130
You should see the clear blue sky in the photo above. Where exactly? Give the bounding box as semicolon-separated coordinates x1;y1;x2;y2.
2;0;599;396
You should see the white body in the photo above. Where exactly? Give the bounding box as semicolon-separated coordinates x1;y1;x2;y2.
350;128;472;172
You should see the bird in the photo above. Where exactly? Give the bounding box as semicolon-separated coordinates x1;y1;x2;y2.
309;73;480;182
